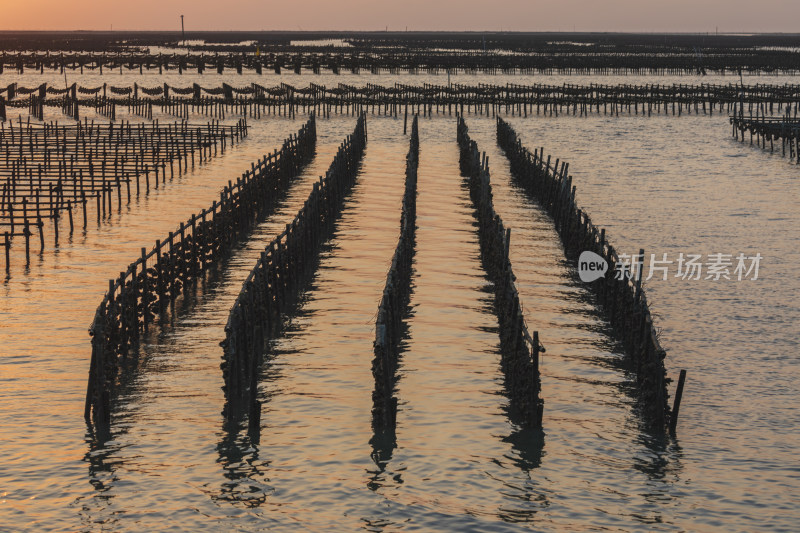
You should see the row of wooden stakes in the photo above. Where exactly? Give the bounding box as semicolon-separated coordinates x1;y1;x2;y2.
221;114;367;439
496;117;685;432
371;114;419;430
2;49;798;75
5;81;800;123
84;116;316;427
458;117;545;429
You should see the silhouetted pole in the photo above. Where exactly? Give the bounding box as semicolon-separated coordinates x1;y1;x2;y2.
669;370;687;434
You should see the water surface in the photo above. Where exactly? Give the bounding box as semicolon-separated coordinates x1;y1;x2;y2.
1;71;798;532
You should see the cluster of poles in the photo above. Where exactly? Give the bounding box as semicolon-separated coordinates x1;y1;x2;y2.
731;113;800;162
0;116;247;273
71;105;702;434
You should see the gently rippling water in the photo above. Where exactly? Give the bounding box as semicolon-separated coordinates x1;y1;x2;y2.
1;71;799;531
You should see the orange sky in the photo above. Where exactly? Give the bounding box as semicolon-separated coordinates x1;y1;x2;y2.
2;0;800;32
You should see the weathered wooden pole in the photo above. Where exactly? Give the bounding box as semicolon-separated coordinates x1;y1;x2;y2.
669;369;687;434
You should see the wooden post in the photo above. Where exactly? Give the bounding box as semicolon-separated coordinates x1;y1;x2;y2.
3;232;9;274
23;219;30;262
669;369;687;434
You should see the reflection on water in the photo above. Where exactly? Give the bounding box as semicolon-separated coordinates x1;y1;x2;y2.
368;424;398;493
0;71;799;531
216;429;272;509
368;258;416;490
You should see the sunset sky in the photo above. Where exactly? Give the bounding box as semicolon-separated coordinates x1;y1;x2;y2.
2;0;800;33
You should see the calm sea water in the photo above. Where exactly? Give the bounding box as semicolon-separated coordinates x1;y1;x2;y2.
1;71;798;531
